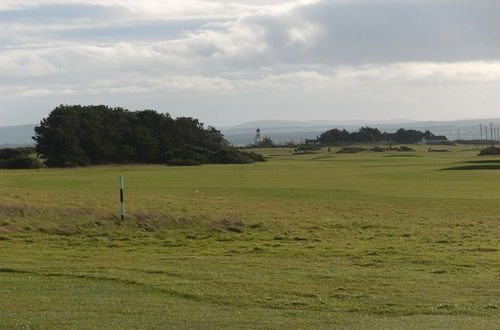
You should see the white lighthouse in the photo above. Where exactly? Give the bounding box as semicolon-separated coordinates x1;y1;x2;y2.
254;128;262;145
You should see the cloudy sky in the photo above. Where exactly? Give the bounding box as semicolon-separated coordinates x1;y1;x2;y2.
0;0;499;127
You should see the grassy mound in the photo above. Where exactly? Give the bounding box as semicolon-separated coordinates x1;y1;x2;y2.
337;146;368;154
441;164;500;171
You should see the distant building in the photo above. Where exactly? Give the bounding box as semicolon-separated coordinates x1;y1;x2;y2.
421;136;448;145
254;128;263;145
305;137;320;145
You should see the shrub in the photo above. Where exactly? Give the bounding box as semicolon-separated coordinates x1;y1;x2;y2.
0;157;44;169
0;148;34;160
479;147;500;156
399;146;415;152
294;145;320;154
163;146;264;166
210;149;253;164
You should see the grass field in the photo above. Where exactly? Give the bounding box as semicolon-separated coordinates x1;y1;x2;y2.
0;145;499;329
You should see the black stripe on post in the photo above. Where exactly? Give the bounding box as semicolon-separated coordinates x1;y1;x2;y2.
119;176;125;220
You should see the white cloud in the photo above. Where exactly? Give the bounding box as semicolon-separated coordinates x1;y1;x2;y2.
0;0;498;125
0;52;59;77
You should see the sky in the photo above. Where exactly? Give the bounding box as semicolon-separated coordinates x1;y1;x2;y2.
0;0;499;127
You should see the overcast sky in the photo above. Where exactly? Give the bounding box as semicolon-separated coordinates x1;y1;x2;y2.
0;0;499;127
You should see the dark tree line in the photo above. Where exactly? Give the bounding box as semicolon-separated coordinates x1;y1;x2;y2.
319;127;435;144
34;105;264;167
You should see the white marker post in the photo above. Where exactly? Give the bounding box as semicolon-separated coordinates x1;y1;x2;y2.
119;176;125;220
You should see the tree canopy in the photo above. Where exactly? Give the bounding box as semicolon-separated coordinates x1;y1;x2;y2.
34;105;264;167
319;127;434;144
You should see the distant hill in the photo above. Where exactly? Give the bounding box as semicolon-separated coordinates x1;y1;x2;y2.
0;124;36;147
222;118;500;146
229;119;418;129
1;118;499;148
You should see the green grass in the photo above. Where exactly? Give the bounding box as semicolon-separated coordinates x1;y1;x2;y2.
0;145;499;329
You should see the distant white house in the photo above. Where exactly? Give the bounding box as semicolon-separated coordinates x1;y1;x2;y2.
420;136;448;145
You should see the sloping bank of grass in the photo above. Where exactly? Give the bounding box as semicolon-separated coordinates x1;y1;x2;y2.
0;146;499;328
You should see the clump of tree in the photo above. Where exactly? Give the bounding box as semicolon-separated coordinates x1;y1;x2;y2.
34;105;265;167
337;145;416;154
319;127;435;144
0;147;43;169
254;136;275;148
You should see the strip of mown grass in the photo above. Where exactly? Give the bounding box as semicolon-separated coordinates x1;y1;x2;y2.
0;145;499;328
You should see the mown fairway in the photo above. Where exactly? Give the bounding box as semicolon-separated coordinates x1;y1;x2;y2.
0;145;499;329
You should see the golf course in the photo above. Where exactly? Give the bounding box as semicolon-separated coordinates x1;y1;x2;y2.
0;145;498;329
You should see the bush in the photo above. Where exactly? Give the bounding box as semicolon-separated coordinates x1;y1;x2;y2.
0;148;35;160
0;157;44;169
163;146;265;166
245;151;266;162
479;147;500;156
210;149;253;164
294;145;320;154
371;147;386;152
399;146;415;152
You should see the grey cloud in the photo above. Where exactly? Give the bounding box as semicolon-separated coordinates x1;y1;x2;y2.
170;0;499;74
0;4;126;21
0;0;498;126
295;0;500;64
47;19;228;43
210;0;499;68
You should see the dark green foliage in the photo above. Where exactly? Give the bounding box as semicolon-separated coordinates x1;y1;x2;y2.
319;127;434;144
0;157;43;169
34;105;263;167
294;145;320;154
390;129;434;144
371;147;386;152
0;147;35;160
164;146;265;166
254;136;275;147
479;147;500;156
0;147;42;169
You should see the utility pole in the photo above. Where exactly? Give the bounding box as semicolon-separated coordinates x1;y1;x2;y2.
479;124;483;146
490;122;494;146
